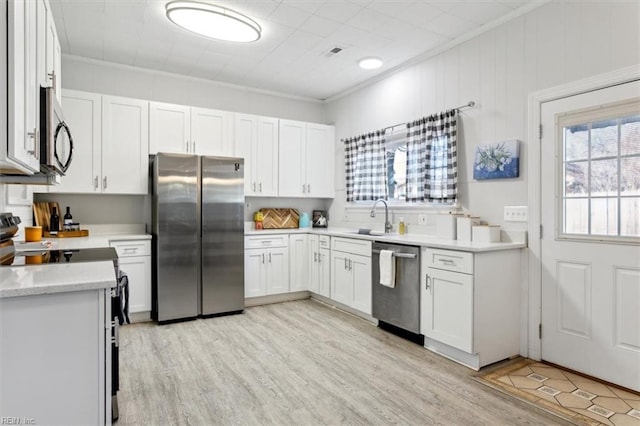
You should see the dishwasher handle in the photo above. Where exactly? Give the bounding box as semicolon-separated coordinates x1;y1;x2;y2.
372;249;417;259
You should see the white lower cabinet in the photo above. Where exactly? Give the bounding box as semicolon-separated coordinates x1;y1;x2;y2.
420;247;521;370
289;234;309;292
244;235;289;298
309;235;331;297
110;240;151;315
330;237;372;315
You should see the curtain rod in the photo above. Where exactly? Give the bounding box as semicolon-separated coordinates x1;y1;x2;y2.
383;101;475;132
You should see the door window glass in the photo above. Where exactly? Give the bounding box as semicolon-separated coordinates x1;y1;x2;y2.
559;101;640;240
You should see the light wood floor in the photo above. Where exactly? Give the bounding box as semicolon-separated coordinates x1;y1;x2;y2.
117;299;572;425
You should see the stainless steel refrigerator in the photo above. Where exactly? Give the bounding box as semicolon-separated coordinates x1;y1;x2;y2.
151;152;245;323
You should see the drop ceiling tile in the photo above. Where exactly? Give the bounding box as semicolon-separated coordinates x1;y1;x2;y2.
313;1;363;23
282;29;325;50
104;0;147;26
422;12;477;38
283;0;324;15
303;15;342;38
224;0;279;20
448;2;513;25
266;3;313;28
394;3;444;29
324;24;370;46
346;7;392;32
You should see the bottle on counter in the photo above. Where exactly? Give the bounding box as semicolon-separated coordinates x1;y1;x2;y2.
399;217;406;235
50;207;60;233
63;206;73;231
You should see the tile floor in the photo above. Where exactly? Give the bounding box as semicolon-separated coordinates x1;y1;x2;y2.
478;359;640;426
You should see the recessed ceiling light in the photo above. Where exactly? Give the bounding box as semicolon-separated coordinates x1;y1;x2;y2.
358;57;383;70
166;1;261;43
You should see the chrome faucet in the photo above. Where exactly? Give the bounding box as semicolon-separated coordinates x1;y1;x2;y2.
370;199;392;233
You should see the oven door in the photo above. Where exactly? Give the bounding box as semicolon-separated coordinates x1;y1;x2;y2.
40;87;73;174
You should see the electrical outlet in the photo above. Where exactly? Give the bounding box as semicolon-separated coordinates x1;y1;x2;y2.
418;214;427;225
504;206;528;222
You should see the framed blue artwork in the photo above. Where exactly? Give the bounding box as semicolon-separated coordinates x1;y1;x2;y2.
473;140;520;180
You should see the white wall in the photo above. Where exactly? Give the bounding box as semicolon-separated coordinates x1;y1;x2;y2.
61;55;326;123
325;1;640;230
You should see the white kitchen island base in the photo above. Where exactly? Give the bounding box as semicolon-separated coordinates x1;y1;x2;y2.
0;262;115;426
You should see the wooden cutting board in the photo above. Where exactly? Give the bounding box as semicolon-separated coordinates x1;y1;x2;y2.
260;208;299;229
33;202;61;232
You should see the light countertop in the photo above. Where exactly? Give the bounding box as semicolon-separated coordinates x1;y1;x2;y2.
14;233;151;251
0;261;117;298
246;227;527;253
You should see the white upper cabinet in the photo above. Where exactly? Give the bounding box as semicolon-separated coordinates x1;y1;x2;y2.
37;0;60;101
50;90;101;193
235;113;278;196
149;102;233;156
102;95;149;194
2;0;62;175
149;102;190;154
191;107;234;156
2;0;40;174
278;119;334;198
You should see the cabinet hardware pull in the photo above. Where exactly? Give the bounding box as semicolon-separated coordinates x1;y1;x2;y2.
253;182;256;192
185;141;189;152
349;259;352;271
440;258;455;264
262;253;265;264
103;176;108;189
302;184;306;193
192;141;196;152
48;71;56;91
259;182;262;192
344;258;348;270
94;176;99;189
425;274;431;290
314;252;317;262
307;184;311;193
27;128;37;157
269;252;272;263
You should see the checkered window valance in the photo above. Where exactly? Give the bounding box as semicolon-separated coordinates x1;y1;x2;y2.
344;109;458;204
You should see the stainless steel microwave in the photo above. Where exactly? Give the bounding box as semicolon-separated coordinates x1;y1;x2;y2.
39;87;73;175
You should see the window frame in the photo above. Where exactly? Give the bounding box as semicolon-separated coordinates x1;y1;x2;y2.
555;98;640;244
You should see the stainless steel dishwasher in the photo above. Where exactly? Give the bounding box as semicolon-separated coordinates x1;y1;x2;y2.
372;242;423;344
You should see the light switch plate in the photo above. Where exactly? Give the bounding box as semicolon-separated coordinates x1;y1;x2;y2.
504;206;528;222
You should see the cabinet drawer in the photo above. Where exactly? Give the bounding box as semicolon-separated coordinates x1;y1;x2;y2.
110;240;151;257
424;248;473;274
245;234;288;249
318;235;330;247
332;237;371;257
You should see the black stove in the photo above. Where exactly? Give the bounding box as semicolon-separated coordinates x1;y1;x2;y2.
1;247;119;266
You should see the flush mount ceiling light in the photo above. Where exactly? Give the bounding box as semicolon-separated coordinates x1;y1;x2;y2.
166;1;261;42
358;57;383;70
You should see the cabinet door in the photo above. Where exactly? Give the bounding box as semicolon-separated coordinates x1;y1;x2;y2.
234;113;257;195
319;247;331;298
278;119;306;197
36;0;47;89
422;267;473;353
45;5;60;101
351;253;372;315
149;102;190;155
308;236;319;293
306;123;334;198
191;107;232;156
118;256;151;313
244;249;265;298
265;247;289;295
289;234;308;292
101;96;149;194
331;252;352;306
52;90;101;193
6;0;40;172
255;117;279;196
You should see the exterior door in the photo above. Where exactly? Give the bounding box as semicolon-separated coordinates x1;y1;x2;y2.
540;80;640;391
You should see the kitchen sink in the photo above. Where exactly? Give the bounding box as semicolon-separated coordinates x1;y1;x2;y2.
349;229;398;236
